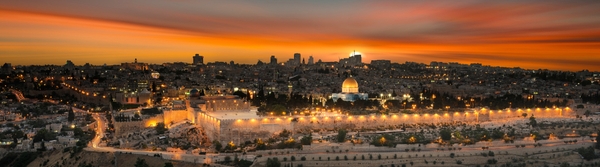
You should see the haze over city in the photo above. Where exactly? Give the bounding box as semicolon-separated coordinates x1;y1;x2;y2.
1;1;600;71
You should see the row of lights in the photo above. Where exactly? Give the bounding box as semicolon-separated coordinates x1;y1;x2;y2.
63;83;106;98
233;107;572;123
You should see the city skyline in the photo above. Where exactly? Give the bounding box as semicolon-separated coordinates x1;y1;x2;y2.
1;1;600;71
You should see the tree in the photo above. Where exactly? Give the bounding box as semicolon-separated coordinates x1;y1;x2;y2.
266;158;281;167
134;158;149;167
225;141;236;150
155;122;167;134
213;140;222;151
33;129;57;142
440;129;452;141
337;129;347;142
596;131;600;149
39;141;47;151
301;135;312;145
164;162;174;167
529;115;537;127
576;146;598;160
584;110;592;117
233;91;247;99
68;108;75;122
73;127;84;137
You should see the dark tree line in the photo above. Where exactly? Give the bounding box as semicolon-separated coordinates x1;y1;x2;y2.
581;93;600;104
530;70;577;82
114;113;142;122
324;98;380;113
253;86;314;115
413;89;568;110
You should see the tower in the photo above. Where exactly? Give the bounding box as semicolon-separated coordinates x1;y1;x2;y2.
270;55;277;65
293;53;301;65
193;54;204;65
351;50;361;65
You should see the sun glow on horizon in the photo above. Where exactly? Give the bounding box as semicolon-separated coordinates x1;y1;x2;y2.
349;51;362;58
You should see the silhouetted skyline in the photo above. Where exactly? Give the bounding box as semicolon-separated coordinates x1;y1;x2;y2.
1;1;600;71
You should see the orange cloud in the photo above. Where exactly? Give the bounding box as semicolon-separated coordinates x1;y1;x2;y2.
0;1;599;71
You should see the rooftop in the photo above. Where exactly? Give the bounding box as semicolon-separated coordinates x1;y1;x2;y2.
203;107;261;120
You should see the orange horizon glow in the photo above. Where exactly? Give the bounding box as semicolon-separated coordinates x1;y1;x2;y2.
1;1;600;71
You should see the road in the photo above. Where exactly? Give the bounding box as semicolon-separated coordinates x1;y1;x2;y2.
91;113;106;148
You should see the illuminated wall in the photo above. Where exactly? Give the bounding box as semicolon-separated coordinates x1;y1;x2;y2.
195;107;572;144
163;109;192;128
113;121;144;137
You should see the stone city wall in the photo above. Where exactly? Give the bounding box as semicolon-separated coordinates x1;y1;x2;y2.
163;109;194;128
196;108;572;144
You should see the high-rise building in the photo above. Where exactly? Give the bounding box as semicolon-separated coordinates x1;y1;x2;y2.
270;55;277;65
339;51;362;66
1;63;12;74
308;56;314;65
193;54;204;65
64;60;75;70
351;51;362;65
293;53;301;65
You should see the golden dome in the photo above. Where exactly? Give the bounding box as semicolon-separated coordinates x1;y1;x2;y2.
342;77;359;93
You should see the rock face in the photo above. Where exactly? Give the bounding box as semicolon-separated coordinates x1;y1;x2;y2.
171;127;209;149
185;128;203;146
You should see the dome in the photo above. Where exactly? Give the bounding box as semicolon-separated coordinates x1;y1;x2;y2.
342;78;358;88
189;89;199;97
342;77;359;93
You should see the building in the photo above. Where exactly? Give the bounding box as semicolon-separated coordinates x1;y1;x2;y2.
0;63;12;74
270;55;277;65
121;58;149;71
308;56;314;65
370;60;391;69
293;53;301;65
64;60;75;70
331;77;368;101
199;96;250;112
114;89;152;105
339;51;362;66
193;54;204;65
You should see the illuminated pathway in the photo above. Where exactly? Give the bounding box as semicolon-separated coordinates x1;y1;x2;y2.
90;113;105;148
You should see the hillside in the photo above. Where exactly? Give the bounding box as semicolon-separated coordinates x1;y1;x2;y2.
1;149;200;167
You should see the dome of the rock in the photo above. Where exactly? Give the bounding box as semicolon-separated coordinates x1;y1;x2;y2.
342;77;359;93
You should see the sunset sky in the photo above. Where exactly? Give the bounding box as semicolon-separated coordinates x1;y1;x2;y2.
1;1;600;71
